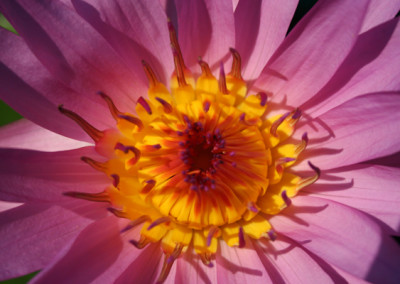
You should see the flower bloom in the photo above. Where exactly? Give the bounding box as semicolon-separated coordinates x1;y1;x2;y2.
1;0;400;283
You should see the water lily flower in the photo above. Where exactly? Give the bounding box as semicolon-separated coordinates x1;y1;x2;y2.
1;0;400;283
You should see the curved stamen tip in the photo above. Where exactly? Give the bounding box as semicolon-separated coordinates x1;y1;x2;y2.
142;60;159;88
302;132;309;144
270;112;290;137
267;229;277;241
200;253;214;268
238;227;246;248
281;190;292;207
141;179;156;194
248;202;259;213
97;91;123;120
121;216;149;233
291;108;302;119
258;92;268;107
117;114;144;130
110;174;120;188
129;237;150;249
156;97;173;113
207;226;219;247
219;62;229;94
80;156;107;172
63;191;109;203
156;246;183;284
203;101;211;113
137;97;152;115
198;57;212;77
229;47;242;79
308;161;321;178
107;207;123;216
147;216;171;230
58;104;103;142
114;142;141;165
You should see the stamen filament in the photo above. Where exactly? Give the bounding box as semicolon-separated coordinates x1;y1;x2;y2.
156;245;183;284
81;156;107;172
147;216;171;230
121;215;150;233
58;105;103;142
219;62;229;94
270;112;290;137
142;60;159;88
118;114;144;130
281;190;292;207
156;97;173;113
229;48;242;80
63;191;109;203
198;57;212;77
97;91;122;120
111;174;120;188
137;97;152;115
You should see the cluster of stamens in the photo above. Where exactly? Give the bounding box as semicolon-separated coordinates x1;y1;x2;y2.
59;21;321;283
179;116;227;191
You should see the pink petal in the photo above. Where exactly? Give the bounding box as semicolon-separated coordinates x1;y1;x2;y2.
31;216;122;284
0;201;22;213
270;195;400;283
361;0;400;32
252;237;334;283
331;265;373;284
0;0;144;112
0;119;89;151
112;243;163;284
299;92;400;170
0;200;106;281
215;241;273;283
0;147;108;202
0;28;113;142
70;0;173;84
252;0;369;107
234;0;298;80
88;220;164;284
173;249;217;284
173;0;235;73
304;164;400;234
303;18;400;116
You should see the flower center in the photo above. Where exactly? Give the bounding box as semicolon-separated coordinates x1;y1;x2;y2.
60;22;320;283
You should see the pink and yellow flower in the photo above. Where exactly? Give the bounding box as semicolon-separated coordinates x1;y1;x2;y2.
1;0;400;283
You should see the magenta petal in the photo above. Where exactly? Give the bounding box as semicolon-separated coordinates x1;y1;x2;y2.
70;0;173;84
0;201;22;213
0;0;143;111
72;0;174;80
234;0;298;80
253;236;339;283
300;92;400;169
361;0;400;32
253;0;369;106
174;0;235;72
0;147;108;202
112;242;163;284
172;249;216;284
31;216;121;284
270;195;400;283
0;200;106;281
0;119;89;151
0;28;114;141
215;241;272;282
303;18;400;116
304;164;400;234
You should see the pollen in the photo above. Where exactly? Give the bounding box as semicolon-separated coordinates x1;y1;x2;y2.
60;22;319;283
